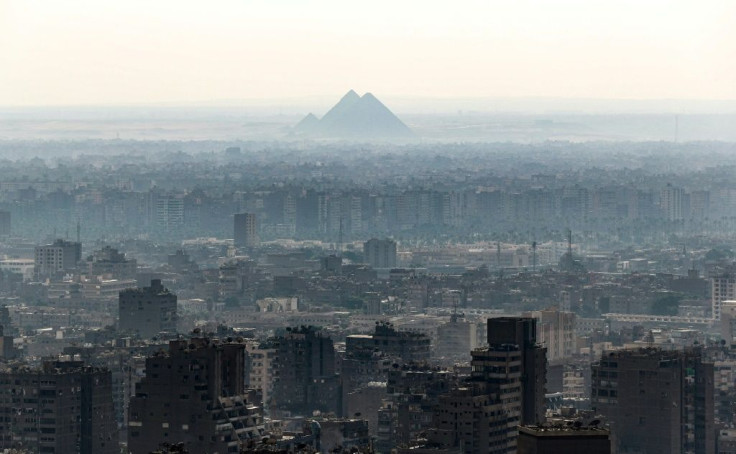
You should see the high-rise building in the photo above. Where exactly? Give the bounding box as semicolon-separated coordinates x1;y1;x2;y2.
0;211;10;236
0;360;118;454
429;317;547;454
485;317;547;425
234;212;259;248
720;300;736;345
517;425;611;454
523;308;576;362
712;273;736;321
127;337;264;454
34;239;82;278
271;326;341;417
660;183;685;221
244;339;278;411
363;238;397;268
377;365;458;452
118;279;177;339
434;314;479;364
0;325;17;359
154;194;184;232
591;348;714;454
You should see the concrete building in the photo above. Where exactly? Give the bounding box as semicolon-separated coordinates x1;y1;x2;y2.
0;360;118;454
660;184;685;221
34;239;82;278
0;210;10;235
524;308;576;362
0;258;35;281
712;273;736;321
234;212;259;248
376;365;457;452
271;326;341;417
591;348;714;454
0;325;17;359
86;246;137;278
485;317;547;426
364;238;397;269
720;300;736;344
428;317;547;454
435;314;478;365
518;425;611;454
245;339;278;411
128;337;264;454
154;194;184;232
118;279;177;339
346;321;431;364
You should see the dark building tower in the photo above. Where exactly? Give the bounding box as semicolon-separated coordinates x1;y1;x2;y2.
518;425;612;454
271;326;341;417
127;337;264;454
591;348;714;454
0;210;10;236
363;238;397;268
118;279;177;339
0;360;118;454
429;317;547;454
485;317;547;425
234;212;259;248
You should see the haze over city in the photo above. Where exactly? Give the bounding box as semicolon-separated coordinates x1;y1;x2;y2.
0;2;736;454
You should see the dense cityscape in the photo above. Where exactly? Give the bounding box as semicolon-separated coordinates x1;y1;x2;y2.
0;129;734;453
3;1;736;452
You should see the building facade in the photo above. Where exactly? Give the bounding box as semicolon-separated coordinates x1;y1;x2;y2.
34;239;82;278
127;337;264;454
517;425;611;454
118;279;177;339
364;238;397;269
234;212;259;248
591;348;714;454
0;360;118;454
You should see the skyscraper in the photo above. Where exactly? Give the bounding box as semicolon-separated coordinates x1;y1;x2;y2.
234;212;259;248
592;348;714;454
485;317;547;425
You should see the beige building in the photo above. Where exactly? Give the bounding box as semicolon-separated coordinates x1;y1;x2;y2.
245;340;278;410
524;308;576;361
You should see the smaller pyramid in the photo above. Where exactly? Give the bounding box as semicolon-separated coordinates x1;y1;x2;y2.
294;112;320;134
293;90;412;139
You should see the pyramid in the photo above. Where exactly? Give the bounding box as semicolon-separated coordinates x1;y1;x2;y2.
293;112;320;134
294;90;412;139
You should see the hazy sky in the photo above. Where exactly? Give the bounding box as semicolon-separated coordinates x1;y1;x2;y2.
1;0;735;106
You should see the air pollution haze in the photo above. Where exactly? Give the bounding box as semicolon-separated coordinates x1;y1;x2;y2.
0;2;735;454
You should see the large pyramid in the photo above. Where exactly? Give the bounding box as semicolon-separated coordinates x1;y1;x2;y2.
294;90;413;139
